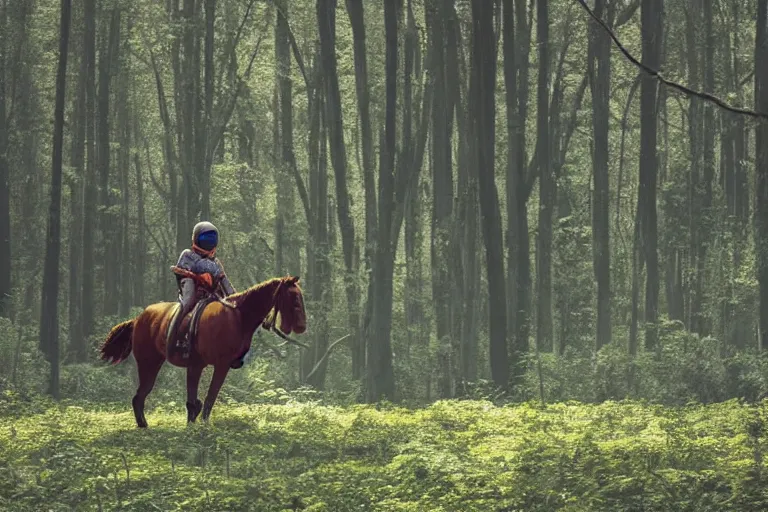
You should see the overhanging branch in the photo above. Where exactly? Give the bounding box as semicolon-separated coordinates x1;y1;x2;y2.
574;0;768;119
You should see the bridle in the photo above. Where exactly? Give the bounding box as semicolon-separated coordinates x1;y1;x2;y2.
261;280;309;349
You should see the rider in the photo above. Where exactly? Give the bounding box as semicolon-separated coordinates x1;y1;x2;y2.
166;221;236;360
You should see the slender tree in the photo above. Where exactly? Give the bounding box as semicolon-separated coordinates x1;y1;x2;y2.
40;0;72;398
97;8;120;316
367;0;399;401
639;0;662;350
67;0;87;357
505;0;533;384
471;0;509;389
80;0;97;342
429;0;455;397
0;0;9;318
317;0;362;379
345;0;377;378
536;0;553;353
588;0;611;350
756;0;768;351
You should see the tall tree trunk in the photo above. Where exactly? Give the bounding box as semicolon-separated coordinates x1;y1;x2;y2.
67;1;86;356
345;0;377;379
367;0;398;402
403;0;423;361
640;0;662;350
685;1;703;333
133;121;146;307
503;0;521;381
317;0;361;381
200;0;215;220
725;0;748;348
14;3;41;326
448;6;477;388
177;0;200;241
80;0;97;343
697;0;715;337
40;0;71;399
471;0;509;389
428;0;454;398
302;61;332;388
0;0;10;318
98;8;120;316
589;0;611;350
116;19;131;318
274;0;300;276
506;0;533;385
535;0;553;354
756;0;768;351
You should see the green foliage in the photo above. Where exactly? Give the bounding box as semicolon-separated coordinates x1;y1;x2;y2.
520;325;768;405
1;397;766;511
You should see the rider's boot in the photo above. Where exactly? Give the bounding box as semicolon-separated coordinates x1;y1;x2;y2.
166;305;182;359
167;278;196;360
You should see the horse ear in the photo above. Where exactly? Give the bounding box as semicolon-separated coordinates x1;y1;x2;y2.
292;275;300;283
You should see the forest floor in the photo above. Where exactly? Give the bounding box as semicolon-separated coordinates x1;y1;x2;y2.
1;393;767;511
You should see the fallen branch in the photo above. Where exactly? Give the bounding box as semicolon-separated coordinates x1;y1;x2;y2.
574;0;768;119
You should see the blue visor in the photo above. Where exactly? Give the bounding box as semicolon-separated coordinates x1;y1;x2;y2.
197;230;218;251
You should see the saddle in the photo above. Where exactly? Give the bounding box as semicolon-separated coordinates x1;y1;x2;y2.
166;295;218;354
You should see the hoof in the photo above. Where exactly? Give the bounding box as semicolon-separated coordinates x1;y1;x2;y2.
186;399;203;423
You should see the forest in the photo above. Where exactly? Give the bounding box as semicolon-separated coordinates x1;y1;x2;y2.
1;0;768;509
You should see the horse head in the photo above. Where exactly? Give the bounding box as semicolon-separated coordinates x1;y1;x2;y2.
264;275;307;335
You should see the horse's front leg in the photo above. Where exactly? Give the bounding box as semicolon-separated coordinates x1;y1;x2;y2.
186;364;204;423
201;364;230;422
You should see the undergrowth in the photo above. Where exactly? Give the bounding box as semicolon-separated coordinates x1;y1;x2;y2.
1;392;767;511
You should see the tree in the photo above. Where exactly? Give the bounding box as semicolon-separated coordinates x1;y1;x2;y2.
80;0;97;342
345;0;377;378
588;0;611;350
366;0;399;401
536;0;553;353
639;0;662;351
317;0;362;383
274;0;301;277
503;0;532;385
428;0;455;398
0;0;9;318
471;0;509;389
40;0;72;398
97;8;120;316
756;0;768;351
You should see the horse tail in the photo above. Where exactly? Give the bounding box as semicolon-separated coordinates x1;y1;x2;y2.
100;319;134;365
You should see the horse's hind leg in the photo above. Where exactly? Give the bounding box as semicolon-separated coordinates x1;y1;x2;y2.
201;364;230;422
132;355;164;428
185;364;204;423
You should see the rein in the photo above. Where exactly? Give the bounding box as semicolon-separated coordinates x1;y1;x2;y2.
269;324;309;349
262;299;309;349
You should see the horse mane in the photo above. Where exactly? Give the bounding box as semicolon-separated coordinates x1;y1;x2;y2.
228;277;283;306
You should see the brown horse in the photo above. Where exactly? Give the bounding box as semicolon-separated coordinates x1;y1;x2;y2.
99;276;307;428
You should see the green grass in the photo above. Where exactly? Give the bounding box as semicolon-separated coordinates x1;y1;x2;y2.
1;393;767;511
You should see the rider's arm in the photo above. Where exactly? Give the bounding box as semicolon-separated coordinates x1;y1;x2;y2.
215;258;236;295
220;274;236;296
